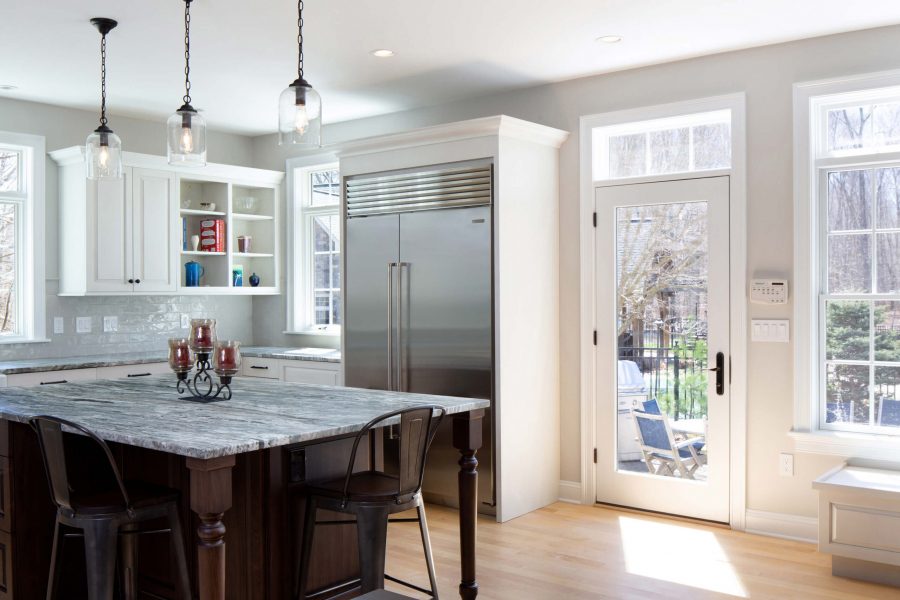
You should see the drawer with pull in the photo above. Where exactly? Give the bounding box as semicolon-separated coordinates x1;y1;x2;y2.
97;362;170;380
241;357;281;379
6;368;97;388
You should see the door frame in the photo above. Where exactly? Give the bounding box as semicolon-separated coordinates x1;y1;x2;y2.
578;93;748;529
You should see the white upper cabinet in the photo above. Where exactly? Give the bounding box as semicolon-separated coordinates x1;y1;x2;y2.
50;148;283;296
130;168;177;292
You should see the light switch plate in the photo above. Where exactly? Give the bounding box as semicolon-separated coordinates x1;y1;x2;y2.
103;316;118;333
76;316;92;334
181;314;190;329
751;319;790;342
53;317;64;334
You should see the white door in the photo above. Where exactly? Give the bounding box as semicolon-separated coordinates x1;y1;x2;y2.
88;175;133;293
595;176;730;523
131;168;177;292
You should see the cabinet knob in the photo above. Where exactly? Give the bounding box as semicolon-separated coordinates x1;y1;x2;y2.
128;279;134;284
135;279;141;284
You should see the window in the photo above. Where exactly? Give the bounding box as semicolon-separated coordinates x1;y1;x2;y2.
289;162;341;334
593;110;731;180
0;132;45;343
795;75;900;447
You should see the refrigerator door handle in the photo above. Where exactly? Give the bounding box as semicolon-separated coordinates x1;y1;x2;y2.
387;262;397;391
398;262;409;392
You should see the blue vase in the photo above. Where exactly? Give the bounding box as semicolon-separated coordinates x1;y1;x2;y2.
249;272;260;287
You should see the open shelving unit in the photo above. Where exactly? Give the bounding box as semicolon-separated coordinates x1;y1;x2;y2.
177;174;281;295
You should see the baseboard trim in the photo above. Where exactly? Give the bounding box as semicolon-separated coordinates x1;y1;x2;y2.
558;480;583;504
744;509;818;543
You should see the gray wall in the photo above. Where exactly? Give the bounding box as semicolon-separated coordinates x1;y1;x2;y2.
250;24;900;518
0;97;256;360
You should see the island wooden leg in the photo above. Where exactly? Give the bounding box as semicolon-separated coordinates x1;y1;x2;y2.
452;408;484;600
186;455;236;600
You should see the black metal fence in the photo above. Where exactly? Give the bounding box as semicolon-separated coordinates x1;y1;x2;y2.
618;342;708;420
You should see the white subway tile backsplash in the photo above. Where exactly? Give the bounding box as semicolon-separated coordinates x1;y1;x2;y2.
0;281;254;361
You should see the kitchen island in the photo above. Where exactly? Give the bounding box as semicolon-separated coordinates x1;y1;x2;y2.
0;376;487;599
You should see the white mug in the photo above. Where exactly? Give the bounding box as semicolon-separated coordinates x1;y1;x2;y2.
190;235;200;252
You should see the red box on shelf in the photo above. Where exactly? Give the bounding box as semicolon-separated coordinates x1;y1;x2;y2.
200;219;226;253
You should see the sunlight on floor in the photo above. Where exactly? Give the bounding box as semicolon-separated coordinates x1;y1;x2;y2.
618;515;749;598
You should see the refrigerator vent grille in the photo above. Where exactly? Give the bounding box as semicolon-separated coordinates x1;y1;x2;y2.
346;165;492;217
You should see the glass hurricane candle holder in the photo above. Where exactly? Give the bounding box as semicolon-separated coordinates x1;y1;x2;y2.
168;338;193;374
189;318;216;353
213;340;242;377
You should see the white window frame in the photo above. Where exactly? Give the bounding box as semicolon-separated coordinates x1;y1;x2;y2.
285;155;341;336
792;69;900;459
0;131;45;344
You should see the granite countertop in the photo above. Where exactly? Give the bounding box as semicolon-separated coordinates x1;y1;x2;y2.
0;346;341;375
241;346;341;363
0;375;487;459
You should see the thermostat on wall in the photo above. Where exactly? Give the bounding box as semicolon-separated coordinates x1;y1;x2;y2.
750;279;789;304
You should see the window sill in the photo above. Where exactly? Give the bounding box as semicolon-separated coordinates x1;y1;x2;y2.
789;429;900;461
0;337;50;345
283;329;340;338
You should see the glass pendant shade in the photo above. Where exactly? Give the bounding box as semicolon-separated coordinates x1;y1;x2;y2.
167;105;207;166
278;81;321;146
86;127;123;180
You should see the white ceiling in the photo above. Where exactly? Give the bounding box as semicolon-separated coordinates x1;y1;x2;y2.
2;1;900;136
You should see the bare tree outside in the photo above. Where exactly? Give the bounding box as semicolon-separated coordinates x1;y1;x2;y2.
0;150;18;336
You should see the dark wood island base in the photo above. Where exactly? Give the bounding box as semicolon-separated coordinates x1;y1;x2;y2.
1;411;483;600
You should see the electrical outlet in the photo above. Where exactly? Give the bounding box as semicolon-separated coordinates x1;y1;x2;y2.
779;452;794;477
53;317;64;334
103;316;118;333
76;316;92;334
181;314;190;329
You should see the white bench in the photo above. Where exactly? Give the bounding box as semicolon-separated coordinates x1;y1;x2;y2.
813;462;900;587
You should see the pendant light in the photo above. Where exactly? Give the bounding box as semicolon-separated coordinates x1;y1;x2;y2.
167;0;207;166
278;0;322;146
85;18;123;180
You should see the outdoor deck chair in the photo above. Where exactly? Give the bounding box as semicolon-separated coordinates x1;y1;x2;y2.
631;409;706;479
878;398;900;427
642;398;661;414
826;401;855;424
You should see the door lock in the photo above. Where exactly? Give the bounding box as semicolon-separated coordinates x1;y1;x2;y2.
709;352;725;396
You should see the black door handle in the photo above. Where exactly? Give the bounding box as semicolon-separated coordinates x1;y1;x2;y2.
709;352;725;396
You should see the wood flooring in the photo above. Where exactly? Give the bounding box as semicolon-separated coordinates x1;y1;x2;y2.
383;502;900;599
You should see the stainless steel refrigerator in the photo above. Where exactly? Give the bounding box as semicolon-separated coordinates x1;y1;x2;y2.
343;160;495;511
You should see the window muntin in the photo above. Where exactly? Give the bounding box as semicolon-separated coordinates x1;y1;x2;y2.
291;164;341;333
815;89;900;434
593;110;731;180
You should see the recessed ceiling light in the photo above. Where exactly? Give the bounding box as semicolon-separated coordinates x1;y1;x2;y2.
371;49;395;58
0;85;17;91
595;35;623;44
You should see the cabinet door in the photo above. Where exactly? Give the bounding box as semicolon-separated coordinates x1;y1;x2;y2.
131;168;177;292
87;175;133;292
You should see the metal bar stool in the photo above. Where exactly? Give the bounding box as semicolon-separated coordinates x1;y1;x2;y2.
294;405;446;599
30;415;192;600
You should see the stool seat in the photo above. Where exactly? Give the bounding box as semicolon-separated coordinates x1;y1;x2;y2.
356;590;418;600
306;471;407;503
70;480;181;516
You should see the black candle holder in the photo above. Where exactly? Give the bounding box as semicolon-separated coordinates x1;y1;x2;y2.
176;352;233;402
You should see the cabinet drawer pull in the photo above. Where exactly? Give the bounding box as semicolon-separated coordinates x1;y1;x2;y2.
127;373;152;378
250;365;269;370
40;380;68;385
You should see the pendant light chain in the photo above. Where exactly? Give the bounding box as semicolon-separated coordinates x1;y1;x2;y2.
183;0;192;105
99;31;108;126
297;0;304;79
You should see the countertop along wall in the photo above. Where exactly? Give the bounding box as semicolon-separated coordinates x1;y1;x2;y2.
251;24;900;521
0;97;257;360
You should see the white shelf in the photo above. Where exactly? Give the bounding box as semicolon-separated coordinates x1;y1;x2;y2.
177;286;279;296
233;252;274;258
181;209;226;217
232;213;274;221
181;251;226;256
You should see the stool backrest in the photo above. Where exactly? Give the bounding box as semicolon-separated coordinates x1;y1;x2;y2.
29;415;132;516
343;405;445;505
